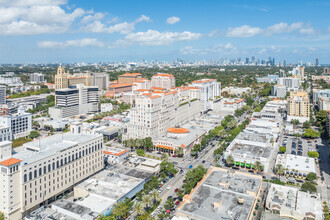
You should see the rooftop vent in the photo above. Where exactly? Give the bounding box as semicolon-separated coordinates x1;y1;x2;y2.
237;197;244;205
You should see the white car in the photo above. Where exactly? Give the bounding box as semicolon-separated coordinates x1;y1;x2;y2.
167;185;172;190
158;188;164;193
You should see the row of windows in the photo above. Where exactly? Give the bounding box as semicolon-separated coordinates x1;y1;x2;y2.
23;143;102;183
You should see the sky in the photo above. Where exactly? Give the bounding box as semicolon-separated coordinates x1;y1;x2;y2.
0;0;330;64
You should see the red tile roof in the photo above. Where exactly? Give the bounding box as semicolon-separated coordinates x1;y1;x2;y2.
104;150;128;156
0;158;22;167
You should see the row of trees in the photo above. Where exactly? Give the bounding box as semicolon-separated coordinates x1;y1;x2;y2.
87;102;130;122
9;85;50;99
123;137;153;152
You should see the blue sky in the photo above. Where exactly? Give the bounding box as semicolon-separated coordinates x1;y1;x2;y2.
0;0;329;63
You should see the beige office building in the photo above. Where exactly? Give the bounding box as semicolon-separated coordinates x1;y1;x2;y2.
0;122;103;219
151;73;176;90
287;91;310;123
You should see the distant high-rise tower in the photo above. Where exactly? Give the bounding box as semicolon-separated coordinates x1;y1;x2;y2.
251;56;255;63
283;60;287;67
245;58;249;64
316;58;319;67
272;58;275;66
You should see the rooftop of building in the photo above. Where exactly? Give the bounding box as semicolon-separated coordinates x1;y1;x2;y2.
108;83;132;88
177;167;261;220
167;127;189;134
52;199;98;219
104;147;127;156
191;79;217;84
8;132;101;166
227;141;272;161
111;163;155;179
235;131;270;144
120;72;142;77
266;183;322;220
152;73;174;78
276;154;317;173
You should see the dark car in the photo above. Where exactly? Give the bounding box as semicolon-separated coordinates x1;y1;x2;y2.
167;196;173;200
292;146;296;150
291;151;296;155
202;160;206;163
297;151;303;156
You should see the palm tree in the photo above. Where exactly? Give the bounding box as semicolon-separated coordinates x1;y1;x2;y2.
142;194;151;209
150;189;160;205
175;147;184;157
254;161;262;173
226;155;234;166
134;201;145;216
274;164;284;177
161;153;168;161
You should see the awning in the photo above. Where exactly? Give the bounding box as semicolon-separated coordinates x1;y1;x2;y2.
235;162;239;165
240;163;245;166
246;164;251;168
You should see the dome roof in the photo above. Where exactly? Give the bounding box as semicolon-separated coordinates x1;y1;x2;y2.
167;127;189;134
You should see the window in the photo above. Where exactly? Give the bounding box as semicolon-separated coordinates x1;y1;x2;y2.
24;174;27;183
48;164;51;172
44;166;46;174
39;168;42;176
34;170;37;178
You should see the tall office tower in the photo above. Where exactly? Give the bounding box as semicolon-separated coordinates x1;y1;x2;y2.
279;69;286;77
245;58;249;64
277;78;300;91
283;60;287;67
272;58;275;66
316;58;319;67
287;91;310;123
268;57;272;65
191;79;221;112
0;122;103;220
0;85;6;104
49;85;99;119
151;73;176;90
251;56;255;63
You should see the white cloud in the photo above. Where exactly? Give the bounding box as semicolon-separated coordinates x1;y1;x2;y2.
166;16;180;24
258;48;267;54
121;29;201;46
226;25;262;37
0;1;86;35
82;15;150;34
308;47;316;51
81;12;105;23
38;38;105;48
226;22;317;37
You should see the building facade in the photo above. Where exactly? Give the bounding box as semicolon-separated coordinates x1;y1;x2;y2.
0;106;32;139
30;73;46;84
271;85;286;98
191;79;221;112
287;91;310;123
0;122;104;220
118;73;142;84
151;73;176;90
0;85;6;105
277;77;300;91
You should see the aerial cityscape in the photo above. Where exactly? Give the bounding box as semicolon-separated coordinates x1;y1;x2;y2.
0;0;329;220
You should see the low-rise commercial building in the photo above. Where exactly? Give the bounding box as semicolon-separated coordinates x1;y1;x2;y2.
103;147;128;164
100;103;113;113
221;87;251;96
275;154;317;177
271;85;286;98
265;184;322;220
176;167;262;220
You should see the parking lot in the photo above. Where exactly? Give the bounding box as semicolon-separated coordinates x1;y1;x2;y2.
282;136;316;157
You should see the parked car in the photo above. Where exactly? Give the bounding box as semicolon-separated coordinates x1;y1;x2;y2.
167;185;172;190
167;196;173;200
172;155;177;157
175;200;180;206
291;151;296;155
174;188;179;193
183;180;186;183
298;151;303;156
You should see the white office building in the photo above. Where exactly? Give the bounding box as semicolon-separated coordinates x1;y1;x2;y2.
0;106;32;139
49;85;98;119
277;78;300;91
0;121;104;220
30;73;46;84
191;79;221;112
100;103;113;113
271;85;286;98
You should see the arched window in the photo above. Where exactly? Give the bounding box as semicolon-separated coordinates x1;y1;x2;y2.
78;127;81;133
39;168;42;176
72;155;74;161
29;172;32;180
34;170;37;178
56;161;59;168
43;166;46;174
24;174;27;183
64;158;67;164
61;159;63;166
48;164;51;172
53;162;55;170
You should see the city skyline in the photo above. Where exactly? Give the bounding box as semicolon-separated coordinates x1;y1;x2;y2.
0;0;330;63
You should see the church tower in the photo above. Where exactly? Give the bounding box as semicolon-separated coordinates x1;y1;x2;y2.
55;64;69;89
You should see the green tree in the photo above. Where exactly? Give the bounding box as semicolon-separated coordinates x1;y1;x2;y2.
303;121;311;129
164;197;175;211
29;130;40;139
136;149;145;157
307;151;319;158
108;197;133;219
225;155;234;165
254;161;262;172
291;119;300;125
306;172;317;181
143;137;154;152
183;165;207;194
176;189;184;200
303;129;320;138
150;189;160;205
192;144;201;152
135;201;146;216
301;181;317;193
175;147;184;157
160;161;177;175
273;164;284;177
279;146;286;154
0;212;4;220
141;194;152;210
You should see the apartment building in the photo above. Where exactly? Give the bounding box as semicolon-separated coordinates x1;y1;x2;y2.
313;89;330;104
277;77;300;91
151;73;175;90
0;121;103;220
49;85;98;119
291;66;304;82
30;73;46;84
0;86;6;104
318;96;330;111
0;106;32;139
132;78;151;91
191;79;221;112
287;91;310;123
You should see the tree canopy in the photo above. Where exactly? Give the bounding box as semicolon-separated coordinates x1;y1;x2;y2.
303;129;320;138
